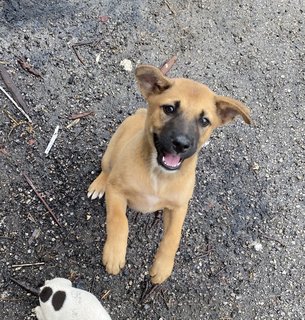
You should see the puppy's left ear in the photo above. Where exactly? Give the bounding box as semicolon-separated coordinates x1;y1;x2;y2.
135;65;173;98
215;95;251;125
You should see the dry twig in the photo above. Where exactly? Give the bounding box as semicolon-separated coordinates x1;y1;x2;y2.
164;0;177;15
0;65;30;116
101;290;111;300
69;111;95;120
44;125;60;155
0;85;32;123
72;39;102;65
0;297;27;302
4;110;31;137
11;262;45;268
140;282;163;304
212;266;226;278
17;58;42;78
72;45;85;65
9;277;39;296
160;289;170;310
258;230;286;247
66;118;80;129
159;55;177;75
195;248;214;259
22;172;61;227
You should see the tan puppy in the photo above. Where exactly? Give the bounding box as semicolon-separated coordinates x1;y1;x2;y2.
88;65;251;284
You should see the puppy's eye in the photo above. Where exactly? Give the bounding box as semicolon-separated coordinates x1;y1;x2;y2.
162;104;177;115
199;116;210;127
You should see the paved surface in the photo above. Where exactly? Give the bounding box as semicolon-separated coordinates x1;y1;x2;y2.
0;0;304;319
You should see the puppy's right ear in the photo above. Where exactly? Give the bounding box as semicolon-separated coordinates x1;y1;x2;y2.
135;65;173;98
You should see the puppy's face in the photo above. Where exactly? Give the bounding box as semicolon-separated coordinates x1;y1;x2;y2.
136;65;251;171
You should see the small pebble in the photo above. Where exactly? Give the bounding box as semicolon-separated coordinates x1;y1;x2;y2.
120;59;133;72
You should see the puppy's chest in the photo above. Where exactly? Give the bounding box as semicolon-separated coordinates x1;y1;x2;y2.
127;192;163;213
124;170;186;212
144;194;161;210
127;180;179;213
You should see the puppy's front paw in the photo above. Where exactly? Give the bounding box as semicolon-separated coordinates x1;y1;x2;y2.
88;172;107;200
150;253;174;284
102;239;126;275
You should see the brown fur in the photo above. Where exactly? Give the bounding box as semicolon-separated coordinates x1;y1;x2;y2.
88;65;251;284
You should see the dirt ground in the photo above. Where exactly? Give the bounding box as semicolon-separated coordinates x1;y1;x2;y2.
0;0;304;319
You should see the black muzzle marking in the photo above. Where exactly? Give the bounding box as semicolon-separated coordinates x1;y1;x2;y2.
153;115;199;171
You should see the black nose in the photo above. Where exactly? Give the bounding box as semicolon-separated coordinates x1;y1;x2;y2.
172;135;191;153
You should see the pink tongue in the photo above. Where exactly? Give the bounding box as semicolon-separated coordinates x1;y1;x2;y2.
163;154;181;167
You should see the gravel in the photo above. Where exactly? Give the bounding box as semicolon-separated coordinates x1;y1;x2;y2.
0;1;304;319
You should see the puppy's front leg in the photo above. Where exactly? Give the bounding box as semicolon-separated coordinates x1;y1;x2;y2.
102;185;128;275
150;206;188;284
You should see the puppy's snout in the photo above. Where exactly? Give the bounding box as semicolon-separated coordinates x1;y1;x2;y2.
172;135;191;153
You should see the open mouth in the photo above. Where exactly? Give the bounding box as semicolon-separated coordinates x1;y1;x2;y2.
161;153;182;170
153;134;183;171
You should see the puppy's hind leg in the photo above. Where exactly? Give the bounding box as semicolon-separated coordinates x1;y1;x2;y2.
88;172;108;200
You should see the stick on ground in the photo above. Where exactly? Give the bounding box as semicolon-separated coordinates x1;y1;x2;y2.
44;125;60;155
72;45;85;65
164;0;177;15
23;173;61;227
11;262;45;268
69;111;95;120
159;55;177;75
0;85;32;123
9;277;39;296
0;65;30;114
17;58;42;78
72;39;103;65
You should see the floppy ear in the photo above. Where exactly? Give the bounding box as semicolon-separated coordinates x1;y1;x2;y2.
215;95;251;125
135;65;173;98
